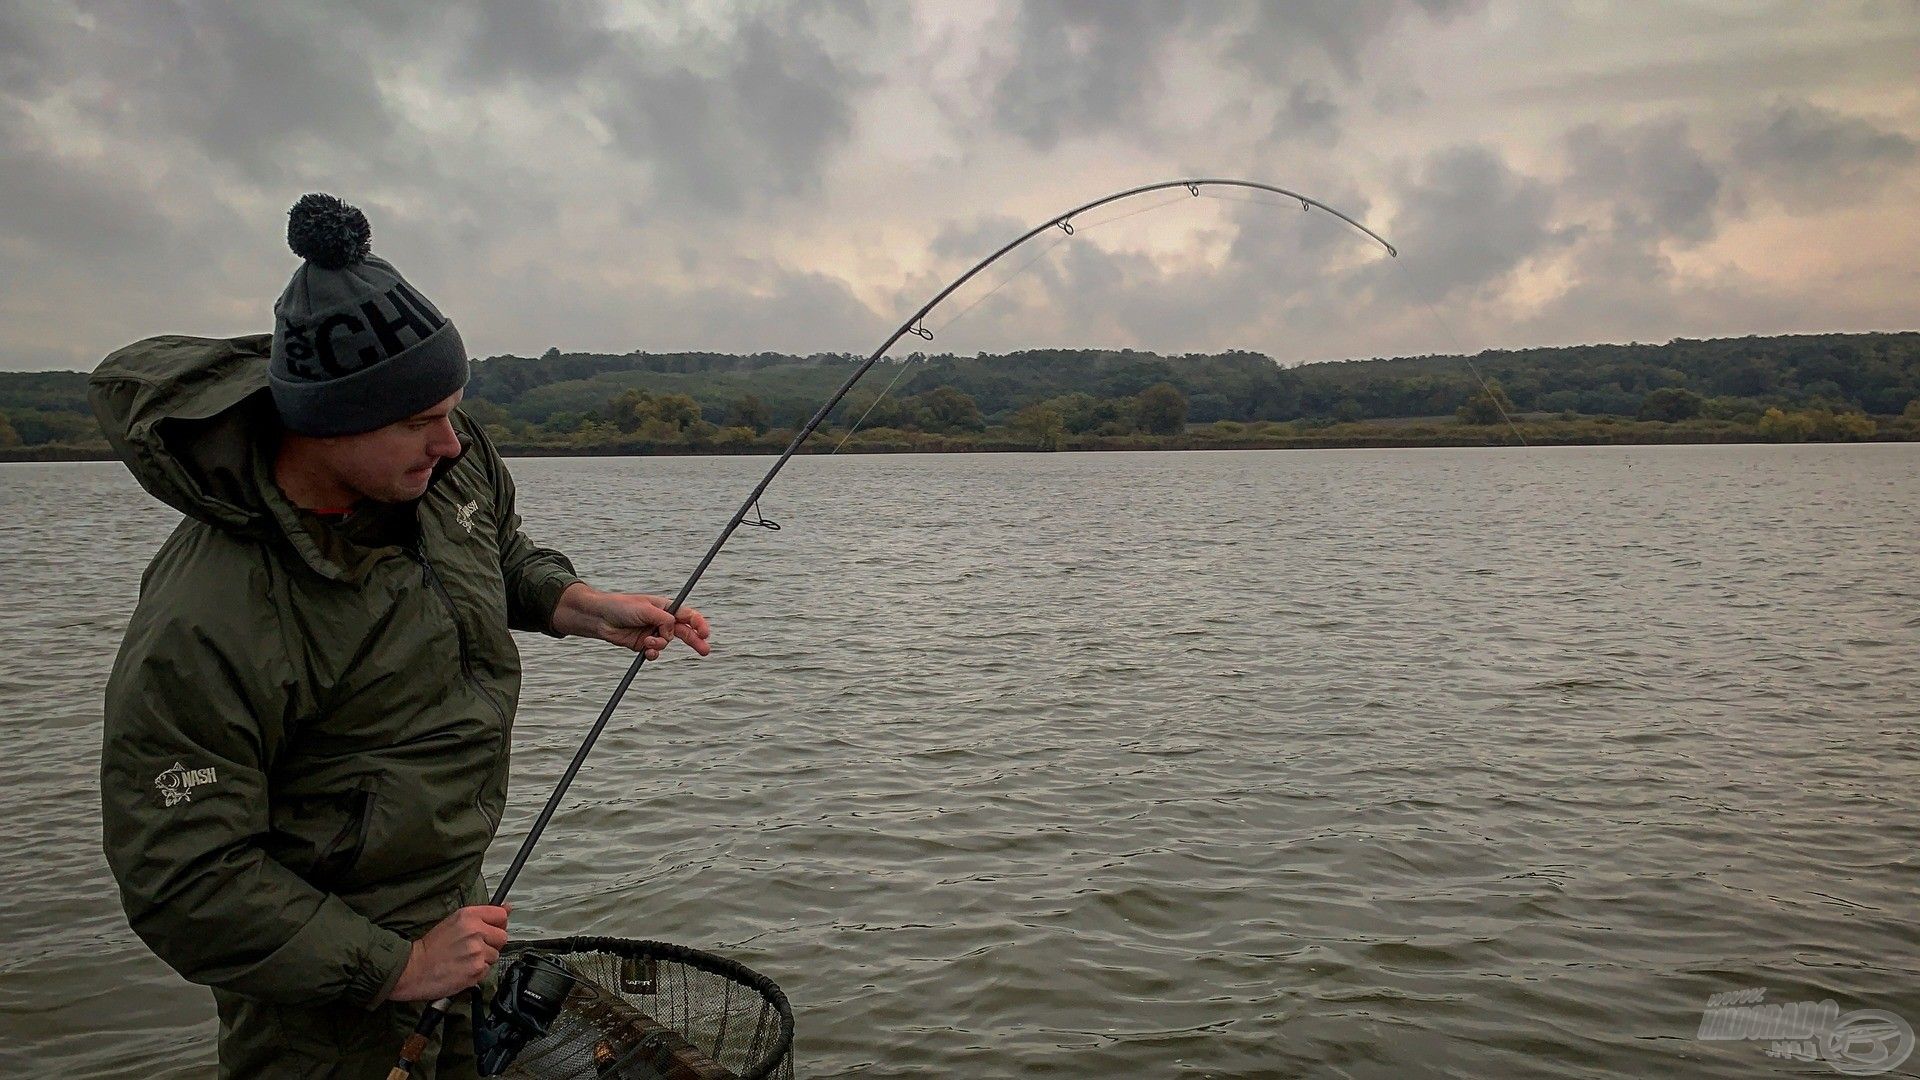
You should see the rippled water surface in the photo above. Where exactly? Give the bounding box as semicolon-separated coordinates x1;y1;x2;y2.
2;446;1918;1078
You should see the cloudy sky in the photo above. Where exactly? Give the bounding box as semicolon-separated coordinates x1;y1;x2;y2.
2;1;1916;372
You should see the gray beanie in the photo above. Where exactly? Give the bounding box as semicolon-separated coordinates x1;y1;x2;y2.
270;194;469;437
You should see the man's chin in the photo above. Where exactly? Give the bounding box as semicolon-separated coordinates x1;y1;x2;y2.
364;470;434;504
399;469;435;497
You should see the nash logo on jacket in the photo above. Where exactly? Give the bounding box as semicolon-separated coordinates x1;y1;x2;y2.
154;762;219;807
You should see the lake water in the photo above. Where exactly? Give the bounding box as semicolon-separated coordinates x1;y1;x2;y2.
1;446;1916;1078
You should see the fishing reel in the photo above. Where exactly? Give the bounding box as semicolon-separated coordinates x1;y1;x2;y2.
473;952;579;1076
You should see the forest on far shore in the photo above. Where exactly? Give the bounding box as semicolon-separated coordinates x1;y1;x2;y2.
3;331;1916;458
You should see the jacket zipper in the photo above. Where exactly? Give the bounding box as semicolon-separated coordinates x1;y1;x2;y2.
410;542;508;832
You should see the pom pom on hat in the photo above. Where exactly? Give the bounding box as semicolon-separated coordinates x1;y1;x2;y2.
286;192;371;270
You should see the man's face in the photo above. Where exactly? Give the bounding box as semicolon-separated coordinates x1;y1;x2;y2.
315;390;466;504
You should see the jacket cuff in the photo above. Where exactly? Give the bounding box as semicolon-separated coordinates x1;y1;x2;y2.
367;937;416;1009
528;568;585;639
224;892;414;1007
344;909;416;1009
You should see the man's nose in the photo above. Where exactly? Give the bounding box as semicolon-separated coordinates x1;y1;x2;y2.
429;419;461;457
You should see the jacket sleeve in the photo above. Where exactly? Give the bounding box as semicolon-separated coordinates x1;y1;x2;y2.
469;421;582;635
100;607;414;1008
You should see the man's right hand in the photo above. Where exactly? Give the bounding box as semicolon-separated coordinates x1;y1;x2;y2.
387;904;511;1002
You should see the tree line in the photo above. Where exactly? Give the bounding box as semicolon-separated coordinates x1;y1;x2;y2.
2;332;1916;453
450;332;1920;431
462;380;1197;453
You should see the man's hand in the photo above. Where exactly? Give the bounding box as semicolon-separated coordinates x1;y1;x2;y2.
551;583;713;661
388;904;511;1003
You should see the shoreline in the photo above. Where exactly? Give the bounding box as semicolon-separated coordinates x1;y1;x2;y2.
6;426;1914;464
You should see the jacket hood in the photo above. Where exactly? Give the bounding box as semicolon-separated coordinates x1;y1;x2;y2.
91;333;475;584
90;334;281;535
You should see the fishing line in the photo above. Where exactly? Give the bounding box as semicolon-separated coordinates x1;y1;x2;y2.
1391;259;1530;446
831;190;1197;450
830;358;920;452
927;190;1195;337
1196;189;1315;209
1204;187;1527;445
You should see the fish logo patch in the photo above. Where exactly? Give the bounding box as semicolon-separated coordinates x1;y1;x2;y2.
455;500;479;533
155;762;219;807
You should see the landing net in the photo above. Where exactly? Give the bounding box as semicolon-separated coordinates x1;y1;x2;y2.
499;937;795;1080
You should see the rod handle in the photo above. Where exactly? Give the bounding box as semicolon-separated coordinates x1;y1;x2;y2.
384;1030;428;1078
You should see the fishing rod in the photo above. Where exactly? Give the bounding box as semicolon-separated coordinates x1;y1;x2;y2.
388;177;1397;1076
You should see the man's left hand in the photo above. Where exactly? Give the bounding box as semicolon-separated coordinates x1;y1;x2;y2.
551;583;713;661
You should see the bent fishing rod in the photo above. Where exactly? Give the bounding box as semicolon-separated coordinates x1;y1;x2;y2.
388;177;1397;1075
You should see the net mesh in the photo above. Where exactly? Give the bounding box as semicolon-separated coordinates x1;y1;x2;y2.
499;937;795;1080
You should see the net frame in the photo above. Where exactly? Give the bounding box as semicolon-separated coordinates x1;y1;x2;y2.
499;937;795;1080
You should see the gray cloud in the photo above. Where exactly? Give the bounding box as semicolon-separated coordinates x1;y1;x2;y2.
0;2;59;95
984;1;1466;151
924;213;1034;267
18;1;882;207
481;255;883;358
1372;144;1564;304
75;2;405;183
1565;118;1729;244
0;136;170;258
1734;99;1918;204
986;1;1192;149
1273;82;1341;145
594;4;888;210
1225;0;1475;82
456;0;615;86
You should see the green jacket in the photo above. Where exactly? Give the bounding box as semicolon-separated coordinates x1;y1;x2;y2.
93;334;581;1076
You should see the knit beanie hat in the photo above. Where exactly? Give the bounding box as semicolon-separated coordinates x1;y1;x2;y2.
269;194;469;437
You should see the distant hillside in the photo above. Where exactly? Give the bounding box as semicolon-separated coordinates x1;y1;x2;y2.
463;347;1309;427
4;332;1915;452
467;348;867;428
0;370;96;446
1291;333;1920;419
464;332;1920;427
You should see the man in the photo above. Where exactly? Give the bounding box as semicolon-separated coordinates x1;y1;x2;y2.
93;194;710;1077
